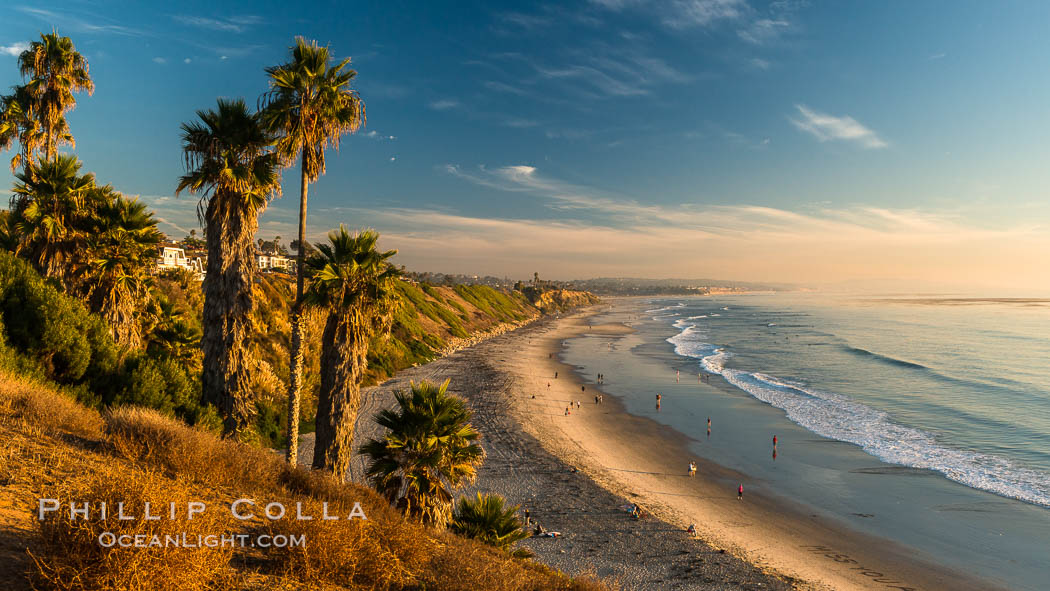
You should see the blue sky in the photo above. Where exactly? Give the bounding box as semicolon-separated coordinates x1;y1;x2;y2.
3;1;1050;290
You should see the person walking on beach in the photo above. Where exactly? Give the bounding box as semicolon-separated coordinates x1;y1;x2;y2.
565;406;570;416
676;370;680;383
555;371;558;379
773;435;778;447
524;508;530;526
737;484;744;500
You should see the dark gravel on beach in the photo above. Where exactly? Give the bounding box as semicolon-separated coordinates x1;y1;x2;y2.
298;319;794;591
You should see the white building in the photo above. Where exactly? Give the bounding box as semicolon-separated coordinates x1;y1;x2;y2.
257;254;294;271
157;246;204;279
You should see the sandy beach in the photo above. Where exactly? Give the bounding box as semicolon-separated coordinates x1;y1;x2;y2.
302;303;1003;590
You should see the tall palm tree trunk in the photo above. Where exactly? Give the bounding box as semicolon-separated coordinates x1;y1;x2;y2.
202;194;258;436
286;154;309;465
312;312;367;480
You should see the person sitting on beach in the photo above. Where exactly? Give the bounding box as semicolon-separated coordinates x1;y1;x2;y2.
565;406;570;416
686;523;697;536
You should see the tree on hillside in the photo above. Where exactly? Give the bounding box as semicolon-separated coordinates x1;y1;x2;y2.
360;380;485;526
449;492;531;555
176;98;282;437
16;31;93;162
260;36;365;466
304;226;399;477
10;154;95;283
79;191;164;348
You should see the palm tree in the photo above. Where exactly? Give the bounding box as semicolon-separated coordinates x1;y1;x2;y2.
360;380;485;526
260;36;365;466
449;493;531;554
18;31;93;161
79;191;163;348
303;226;399;477
147;296;203;372
176;98;281;437
10;154;95;282
0;85;69;174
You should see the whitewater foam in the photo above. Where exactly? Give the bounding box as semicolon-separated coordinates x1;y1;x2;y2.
666;321;1050;508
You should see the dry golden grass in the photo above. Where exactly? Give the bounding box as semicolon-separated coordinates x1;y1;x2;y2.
0;371;102;440
104;406;281;491
0;372;613;591
29;469;237;591
263;497;435;589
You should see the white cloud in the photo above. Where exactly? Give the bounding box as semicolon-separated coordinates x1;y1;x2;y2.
790;104;888;149
0;42;29;56
364;130;397;140
184;58;192;64
929;52;947;60
390;157;396;162
428;99;460;111
737;18;790;44
152;57;166;64
750;57;770;69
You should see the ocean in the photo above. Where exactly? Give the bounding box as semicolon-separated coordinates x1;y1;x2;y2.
561;294;1050;590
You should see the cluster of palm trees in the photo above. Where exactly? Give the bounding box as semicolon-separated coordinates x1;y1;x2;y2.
175;37;399;478
0;32;163;350
1;31;530;551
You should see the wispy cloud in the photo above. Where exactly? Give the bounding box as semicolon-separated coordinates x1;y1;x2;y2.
0;42;29;57
503;118;538;128
662;0;750;29
17;6;144;36
363;130;397;140
737;18;790;44
152;57;166;64
750;57;770;69
483;81;528;96
790;104;888;149
928;52;947;60
340;164;1049;288
497;12;552;30
171;15;263;33
428;99;460;111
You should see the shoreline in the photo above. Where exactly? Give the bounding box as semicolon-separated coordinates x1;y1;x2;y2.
302;302;1001;590
514;303;1005;591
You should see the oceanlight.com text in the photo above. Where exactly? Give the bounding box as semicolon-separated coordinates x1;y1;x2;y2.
97;532;306;549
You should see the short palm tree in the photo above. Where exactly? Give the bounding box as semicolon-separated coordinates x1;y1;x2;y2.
18;31;93;161
304;226;399;476
260;36;365;466
449;492;531;554
10;154;95;282
80;191;163;348
147;296;203;370
360;380;485;526
176;98;281;437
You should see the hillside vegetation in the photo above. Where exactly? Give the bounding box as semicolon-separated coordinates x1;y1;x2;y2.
0;251;598;447
0;372;607;590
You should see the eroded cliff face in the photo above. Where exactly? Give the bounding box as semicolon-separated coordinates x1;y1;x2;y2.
531;289;602;313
